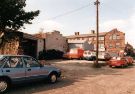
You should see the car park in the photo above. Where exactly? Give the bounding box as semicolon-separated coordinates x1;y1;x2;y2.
0;55;61;93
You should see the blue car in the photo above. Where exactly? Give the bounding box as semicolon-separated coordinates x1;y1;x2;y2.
0;55;61;93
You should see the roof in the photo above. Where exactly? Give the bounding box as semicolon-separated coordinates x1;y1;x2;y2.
66;32;107;38
33;33;47;39
23;33;38;40
0;55;32;57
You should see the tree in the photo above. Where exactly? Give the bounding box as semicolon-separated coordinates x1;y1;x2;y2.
124;42;134;57
0;0;40;54
0;0;40;32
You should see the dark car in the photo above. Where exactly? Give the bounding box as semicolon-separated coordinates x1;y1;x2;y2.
0;55;61;93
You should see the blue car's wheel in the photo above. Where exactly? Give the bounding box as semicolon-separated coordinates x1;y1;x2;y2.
0;79;9;93
48;73;57;83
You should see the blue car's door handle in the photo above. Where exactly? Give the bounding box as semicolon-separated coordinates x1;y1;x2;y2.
6;70;10;72
27;69;31;71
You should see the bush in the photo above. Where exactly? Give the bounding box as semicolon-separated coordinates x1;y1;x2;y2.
38;49;64;60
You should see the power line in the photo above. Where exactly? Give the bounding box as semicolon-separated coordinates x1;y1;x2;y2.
48;4;90;20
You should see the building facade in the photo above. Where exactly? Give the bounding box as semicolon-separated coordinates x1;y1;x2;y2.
68;40;94;51
35;30;68;53
66;29;125;53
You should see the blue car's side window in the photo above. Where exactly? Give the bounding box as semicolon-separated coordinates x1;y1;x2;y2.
1;57;9;68
4;57;23;68
23;57;40;67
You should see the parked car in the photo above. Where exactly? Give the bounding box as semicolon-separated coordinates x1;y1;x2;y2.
63;48;84;59
0;55;61;93
107;57;128;67
83;51;96;60
98;52;111;61
125;56;134;65
83;51;111;61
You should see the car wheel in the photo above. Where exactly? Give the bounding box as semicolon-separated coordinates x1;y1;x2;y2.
109;65;112;67
121;64;126;68
48;73;57;83
0;79;9;93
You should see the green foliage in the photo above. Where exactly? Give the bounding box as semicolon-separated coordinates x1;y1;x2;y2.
0;0;40;31
38;49;64;60
124;43;135;57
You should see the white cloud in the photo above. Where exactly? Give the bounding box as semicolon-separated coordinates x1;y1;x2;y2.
39;20;64;32
22;20;64;34
100;13;135;47
100;20;127;32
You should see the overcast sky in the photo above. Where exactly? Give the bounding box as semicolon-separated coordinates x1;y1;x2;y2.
23;0;135;47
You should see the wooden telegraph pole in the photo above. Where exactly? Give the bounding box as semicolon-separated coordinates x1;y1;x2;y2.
94;0;100;67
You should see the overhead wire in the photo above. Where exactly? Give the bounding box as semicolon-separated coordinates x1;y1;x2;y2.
47;4;90;20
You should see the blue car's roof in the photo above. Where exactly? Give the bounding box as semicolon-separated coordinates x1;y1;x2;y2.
0;55;31;57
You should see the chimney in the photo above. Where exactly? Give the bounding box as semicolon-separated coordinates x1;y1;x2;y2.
91;30;95;34
75;32;79;35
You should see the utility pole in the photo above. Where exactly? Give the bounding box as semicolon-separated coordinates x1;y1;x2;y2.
94;0;100;67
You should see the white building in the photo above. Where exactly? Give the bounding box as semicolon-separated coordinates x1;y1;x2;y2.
35;30;68;53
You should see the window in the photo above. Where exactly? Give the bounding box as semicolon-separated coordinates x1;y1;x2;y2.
99;37;104;40
117;35;120;39
116;43;120;48
112;34;117;39
0;56;8;68
77;38;80;40
109;44;113;48
110;34;120;40
5;57;23;68
23;57;40;67
89;38;92;41
99;44;104;48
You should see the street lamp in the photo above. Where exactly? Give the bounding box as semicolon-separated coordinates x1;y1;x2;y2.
94;0;100;67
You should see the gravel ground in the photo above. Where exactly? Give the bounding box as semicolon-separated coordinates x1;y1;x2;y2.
8;60;135;94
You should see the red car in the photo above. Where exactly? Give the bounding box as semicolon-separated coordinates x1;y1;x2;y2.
108;57;128;67
125;56;134;65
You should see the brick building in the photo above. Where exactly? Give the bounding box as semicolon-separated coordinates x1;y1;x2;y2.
66;28;125;53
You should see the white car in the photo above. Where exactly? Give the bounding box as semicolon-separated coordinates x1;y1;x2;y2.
83;51;111;61
98;52;111;60
83;51;96;61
